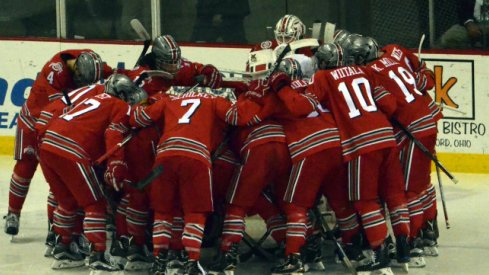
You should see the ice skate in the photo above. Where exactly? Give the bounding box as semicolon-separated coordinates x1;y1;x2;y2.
149;251;169;275
271;253;305;275
209;243;239;275
356;245;393;275
184;260;207;275
166;249;189;275
408;237;426;268
124;238;153;271
301;234;325;271
4;212;19;238
51;236;86;269
108;235;129;269
44;221;55;257
388;235;411;272
422;220;439;257
88;250;120;271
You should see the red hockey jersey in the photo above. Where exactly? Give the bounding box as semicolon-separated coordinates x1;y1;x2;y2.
130;92;232;167
36;84;104;137
40;93;130;163
381;44;442;122
368;56;437;145
24;49;112;126
302;66;398;161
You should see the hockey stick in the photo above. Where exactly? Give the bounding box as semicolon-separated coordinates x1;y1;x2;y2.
435;155;450;229
94;133;134;165
265;43;292;80
435;102;467;115
241;231;275;261
130;19;152;67
133;164;164;190
417;34;426;61
239;229;272;262
391;119;458;184
312;205;356;275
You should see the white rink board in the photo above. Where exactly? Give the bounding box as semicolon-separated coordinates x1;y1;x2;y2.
0;40;488;154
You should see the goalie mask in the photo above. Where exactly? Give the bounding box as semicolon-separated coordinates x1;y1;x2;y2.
73;52;103;87
278;57;303;80
105;74;147;105
315;43;347;70
347;36;380;65
152;34;182;74
274;14;306;44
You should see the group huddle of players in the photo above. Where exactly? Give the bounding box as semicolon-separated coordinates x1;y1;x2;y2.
3;14;443;275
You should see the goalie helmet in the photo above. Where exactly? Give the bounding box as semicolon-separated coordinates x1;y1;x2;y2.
278;57;303;80
347;36;380;65
315;43;347;70
105;74;147;105
274;14;306;44
73;52;103;87
152;34;182;74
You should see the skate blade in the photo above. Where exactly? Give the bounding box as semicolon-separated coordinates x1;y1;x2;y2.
408;256;426;268
305;261;325;271
423;246;439;257
51;259;86;269
44;246;54;257
108;255;127;270
124;260;152;271
89;270;124;275
167;267;186;275
271;273;304;275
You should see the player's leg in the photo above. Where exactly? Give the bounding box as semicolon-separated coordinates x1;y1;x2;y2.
4;125;38;236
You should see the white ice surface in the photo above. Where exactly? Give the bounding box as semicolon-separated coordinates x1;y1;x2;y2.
1;155;489;274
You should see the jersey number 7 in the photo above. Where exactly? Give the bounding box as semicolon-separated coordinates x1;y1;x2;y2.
178;98;201;124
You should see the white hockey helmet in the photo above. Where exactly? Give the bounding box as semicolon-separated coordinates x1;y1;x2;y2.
274;14;306;44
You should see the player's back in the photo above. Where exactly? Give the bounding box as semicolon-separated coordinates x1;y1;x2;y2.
156;92;231;166
36;84;105;136
41;93;130;162
368;57;437;142
311;65;397;160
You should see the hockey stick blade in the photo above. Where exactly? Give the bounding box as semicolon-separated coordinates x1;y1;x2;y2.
134;164;164;190
130;19;151;41
312;206;356;275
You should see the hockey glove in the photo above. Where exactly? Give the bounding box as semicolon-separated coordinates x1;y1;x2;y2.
245;79;270;104
269;72;291;93
104;160;128;192
199;65;223;89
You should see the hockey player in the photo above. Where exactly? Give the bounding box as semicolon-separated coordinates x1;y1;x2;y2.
112;34;225;270
209;75;292;274
38;74;145;271
281;42;404;275
129;87;241;275
359;36;441;258
4;50;112;237
121;34;223;96
232;58;359;274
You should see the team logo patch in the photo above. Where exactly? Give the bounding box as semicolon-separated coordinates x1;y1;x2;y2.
23;146;36;156
260;40;273;49
49;62;64;74
250;53;257;63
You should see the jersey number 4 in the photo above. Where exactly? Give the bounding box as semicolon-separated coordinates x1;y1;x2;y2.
178;99;201;124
